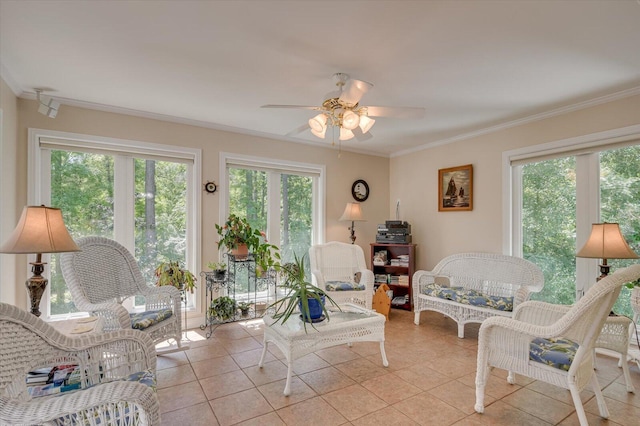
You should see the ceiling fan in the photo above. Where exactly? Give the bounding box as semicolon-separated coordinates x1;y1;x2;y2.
262;73;425;142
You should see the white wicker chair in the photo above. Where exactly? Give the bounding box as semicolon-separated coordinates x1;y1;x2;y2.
0;302;160;425
475;264;640;426
61;236;186;353
309;242;374;309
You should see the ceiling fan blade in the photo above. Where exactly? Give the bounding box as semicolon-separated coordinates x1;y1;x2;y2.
339;79;373;106
261;104;321;110
286;123;310;137
365;106;425;119
353;127;373;142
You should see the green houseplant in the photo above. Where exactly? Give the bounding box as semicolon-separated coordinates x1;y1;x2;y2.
269;253;338;329
209;296;237;322
215;214;281;272
154;261;197;293
207;261;227;281
215;214;257;256
237;301;253;316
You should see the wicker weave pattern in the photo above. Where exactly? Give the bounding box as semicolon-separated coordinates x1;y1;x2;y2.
309;242;374;309
61;237;183;351
474;264;640;426
0;302;159;425
412;253;544;338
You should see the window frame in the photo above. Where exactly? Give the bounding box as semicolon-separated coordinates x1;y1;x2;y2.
503;124;640;298
219;152;326;253
28;128;202;319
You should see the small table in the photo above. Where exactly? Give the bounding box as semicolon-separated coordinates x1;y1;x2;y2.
596;315;635;392
259;303;388;395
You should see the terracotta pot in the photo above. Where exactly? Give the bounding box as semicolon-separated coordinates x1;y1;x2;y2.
231;243;249;260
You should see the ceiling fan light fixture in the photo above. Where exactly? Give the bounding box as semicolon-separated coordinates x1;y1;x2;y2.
339;127;354;141
358;115;375;133
308;113;327;133
342;110;360;130
311;126;326;139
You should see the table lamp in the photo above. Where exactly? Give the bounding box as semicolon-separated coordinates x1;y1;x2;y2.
576;222;638;281
0;206;80;316
339;202;365;244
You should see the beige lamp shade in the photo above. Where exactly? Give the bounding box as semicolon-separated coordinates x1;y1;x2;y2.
0;206;80;254
576;223;638;260
339;203;364;222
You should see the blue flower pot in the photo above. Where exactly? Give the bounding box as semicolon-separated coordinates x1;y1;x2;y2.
299;295;325;323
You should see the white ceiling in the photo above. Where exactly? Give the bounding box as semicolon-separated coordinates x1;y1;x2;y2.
1;1;639;157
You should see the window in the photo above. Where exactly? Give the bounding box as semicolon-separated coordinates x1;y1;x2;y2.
29;129;201;318
220;153;325;265
505;125;640;316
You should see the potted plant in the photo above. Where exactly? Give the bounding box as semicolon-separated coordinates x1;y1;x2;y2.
154;261;197;293
253;233;281;277
268;254;339;329
209;296;237;322
207;261;227;281
237;301;253;316
215;214;257;258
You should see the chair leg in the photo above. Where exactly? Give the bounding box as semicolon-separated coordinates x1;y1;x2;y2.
474;361;491;413
589;373;610;420
621;355;636;393
414;311;421;325
458;323;465;339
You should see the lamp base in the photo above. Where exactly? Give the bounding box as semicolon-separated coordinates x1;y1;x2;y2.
349;221;356;245
596;263;611;281
26;262;47;317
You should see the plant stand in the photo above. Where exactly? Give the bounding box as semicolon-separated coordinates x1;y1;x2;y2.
200;253;277;339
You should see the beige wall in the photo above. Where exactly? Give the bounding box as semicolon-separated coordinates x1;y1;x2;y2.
1;78;20;305
1;92;389;311
391;94;640;271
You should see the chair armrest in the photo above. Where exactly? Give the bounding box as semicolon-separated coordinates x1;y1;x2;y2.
357;269;374;288
513;300;572;326
310;269;326;287
1;380;159;425
140;285;182;311
76;300;132;330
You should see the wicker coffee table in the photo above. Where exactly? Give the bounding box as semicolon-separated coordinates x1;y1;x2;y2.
259;303;388;395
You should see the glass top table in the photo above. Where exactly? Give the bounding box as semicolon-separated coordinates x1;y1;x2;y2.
259;303;388;395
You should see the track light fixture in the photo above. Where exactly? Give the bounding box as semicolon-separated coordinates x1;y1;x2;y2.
35;89;60;118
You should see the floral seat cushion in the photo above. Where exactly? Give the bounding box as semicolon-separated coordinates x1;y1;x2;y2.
529;337;578;371
130;309;173;330
421;284;514;311
325;281;366;291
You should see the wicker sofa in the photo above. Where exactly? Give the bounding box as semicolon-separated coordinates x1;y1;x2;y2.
412;252;544;338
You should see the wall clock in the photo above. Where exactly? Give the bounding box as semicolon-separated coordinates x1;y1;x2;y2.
204;181;217;194
351;179;369;202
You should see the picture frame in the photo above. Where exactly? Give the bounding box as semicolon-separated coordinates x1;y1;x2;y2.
438;164;473;211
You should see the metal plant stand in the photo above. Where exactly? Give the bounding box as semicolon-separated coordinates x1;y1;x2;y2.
200;253;277;339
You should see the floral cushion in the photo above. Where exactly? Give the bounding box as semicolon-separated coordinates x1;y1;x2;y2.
130;309;173;330
325;281;366;291
421;284;514;311
529;337;578;371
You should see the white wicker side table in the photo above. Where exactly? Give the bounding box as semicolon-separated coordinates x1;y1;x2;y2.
595;315;635;392
259;303;388;395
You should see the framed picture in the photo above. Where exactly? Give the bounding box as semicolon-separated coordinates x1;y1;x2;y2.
438;164;473;211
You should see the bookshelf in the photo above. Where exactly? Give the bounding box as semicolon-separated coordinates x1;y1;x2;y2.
370;243;417;310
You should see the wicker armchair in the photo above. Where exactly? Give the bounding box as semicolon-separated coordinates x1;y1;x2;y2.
0;302;159;425
309;242;374;309
61;236;186;353
475;264;640;426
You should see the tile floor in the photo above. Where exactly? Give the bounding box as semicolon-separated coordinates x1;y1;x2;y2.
156;309;640;425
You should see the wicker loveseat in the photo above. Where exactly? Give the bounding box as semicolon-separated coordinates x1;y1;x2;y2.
412;252;544;338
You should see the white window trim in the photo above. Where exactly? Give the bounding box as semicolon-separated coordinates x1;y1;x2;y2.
219;152;326;247
502;124;640;297
28;128;203;318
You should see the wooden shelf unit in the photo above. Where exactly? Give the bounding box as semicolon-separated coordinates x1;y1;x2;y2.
370;243;416;310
